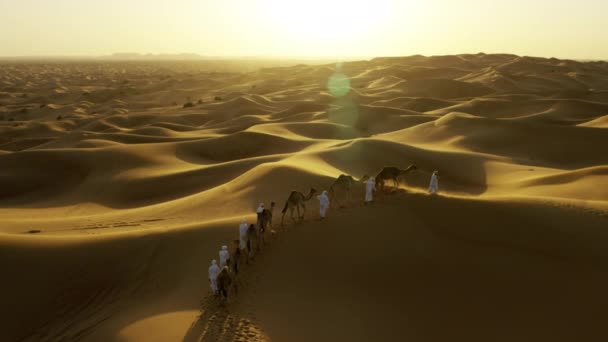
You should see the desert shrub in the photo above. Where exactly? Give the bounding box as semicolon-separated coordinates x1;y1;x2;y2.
183;101;194;108
56;115;62;121
198;99;203;104
214;96;222;101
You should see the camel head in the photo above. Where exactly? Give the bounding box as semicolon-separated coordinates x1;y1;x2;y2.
305;188;317;200
401;164;417;174
270;201;276;209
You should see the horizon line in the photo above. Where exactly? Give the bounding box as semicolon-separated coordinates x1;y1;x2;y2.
0;52;606;63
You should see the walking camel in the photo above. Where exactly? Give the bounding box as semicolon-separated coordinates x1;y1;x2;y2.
375;165;417;193
261;201;275;229
328;174;360;207
281;188;317;225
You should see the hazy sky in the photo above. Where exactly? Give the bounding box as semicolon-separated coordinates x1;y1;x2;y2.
1;0;607;59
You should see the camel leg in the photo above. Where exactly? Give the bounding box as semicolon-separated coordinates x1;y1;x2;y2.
301;203;306;221
290;207;296;223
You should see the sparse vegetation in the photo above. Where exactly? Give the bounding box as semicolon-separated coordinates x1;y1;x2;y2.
56;115;62;121
214;96;222;101
183;101;194;108
198;99;203;104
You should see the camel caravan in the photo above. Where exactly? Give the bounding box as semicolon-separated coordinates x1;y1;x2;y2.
208;164;439;301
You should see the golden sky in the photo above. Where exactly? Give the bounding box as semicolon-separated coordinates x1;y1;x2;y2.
1;0;607;59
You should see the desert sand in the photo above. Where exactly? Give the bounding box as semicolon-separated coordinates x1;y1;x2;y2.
1;54;607;341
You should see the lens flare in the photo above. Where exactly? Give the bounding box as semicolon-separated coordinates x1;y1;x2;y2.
327;73;351;97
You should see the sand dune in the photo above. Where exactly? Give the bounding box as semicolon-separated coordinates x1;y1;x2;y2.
1;54;607;341
579;114;608;128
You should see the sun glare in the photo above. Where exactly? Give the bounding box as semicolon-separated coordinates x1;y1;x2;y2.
259;0;394;53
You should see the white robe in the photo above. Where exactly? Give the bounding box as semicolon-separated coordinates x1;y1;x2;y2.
256;205;264;228
428;174;439;194
239;222;248;250
365;178;375;202
318;191;330;218
219;248;229;268
208;262;220;293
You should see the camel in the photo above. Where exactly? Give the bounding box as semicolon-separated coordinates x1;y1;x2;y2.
375;165;417;192
216;266;235;300
231;239;241;274
261;201;275;230
328;174;360;207
246;224;258;260
281;188;317;225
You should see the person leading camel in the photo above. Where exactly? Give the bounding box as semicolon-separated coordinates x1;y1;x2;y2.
238;220;249;261
365;177;375;205
208;259;220;295
317;190;330;220
428;170;439;194
219;245;229;268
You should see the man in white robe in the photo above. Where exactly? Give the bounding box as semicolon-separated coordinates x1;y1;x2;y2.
219;245;230;268
208;259;220;295
365;177;375;204
317;190;330;220
428;170;439;194
239;220;248;251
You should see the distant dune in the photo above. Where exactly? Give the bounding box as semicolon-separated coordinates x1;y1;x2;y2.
1;54;607;341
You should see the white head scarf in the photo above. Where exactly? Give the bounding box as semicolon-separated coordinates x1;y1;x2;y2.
257;203;264;213
222;245;228;250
